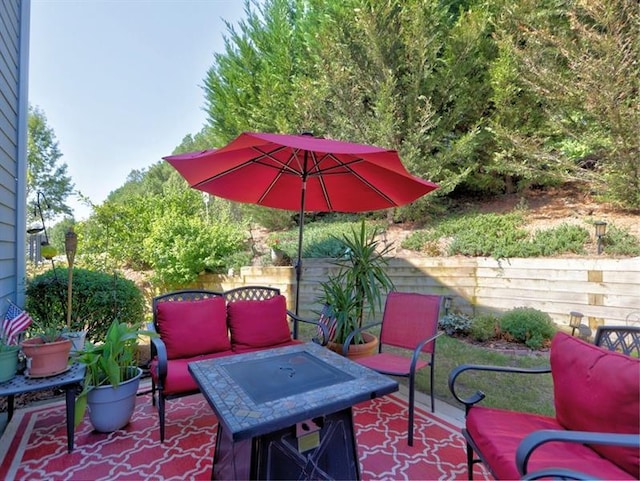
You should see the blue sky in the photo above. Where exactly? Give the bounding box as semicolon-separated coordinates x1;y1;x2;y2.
29;0;250;220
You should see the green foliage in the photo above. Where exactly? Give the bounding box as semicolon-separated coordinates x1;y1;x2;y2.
403;212;617;258
499;307;556;349
26;105;74;221
318;220;395;344
265;219;382;260
25;268;145;344
529;224;589;256
74;319;156;427
601;225;640;256
469;313;501;342
144;214;247;288
438;313;472;336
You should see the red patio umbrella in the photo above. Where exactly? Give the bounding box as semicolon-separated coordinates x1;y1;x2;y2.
164;132;439;313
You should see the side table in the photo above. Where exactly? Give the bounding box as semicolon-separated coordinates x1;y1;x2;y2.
0;363;85;452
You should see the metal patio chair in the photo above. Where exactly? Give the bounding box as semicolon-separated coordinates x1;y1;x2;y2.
350;291;442;446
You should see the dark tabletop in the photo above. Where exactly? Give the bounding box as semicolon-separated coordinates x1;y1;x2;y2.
189;342;398;441
0;362;85;396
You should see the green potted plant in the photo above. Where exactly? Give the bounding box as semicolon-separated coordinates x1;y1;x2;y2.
20;316;72;378
74;319;155;432
0;339;21;383
319;220;394;358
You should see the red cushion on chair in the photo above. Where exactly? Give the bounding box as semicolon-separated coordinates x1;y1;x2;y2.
551;332;640;478
357;352;428;375
466;406;634;480
228;295;292;352
150;351;232;395
156;296;230;359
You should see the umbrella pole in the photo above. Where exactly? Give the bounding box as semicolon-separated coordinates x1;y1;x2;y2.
295;180;306;321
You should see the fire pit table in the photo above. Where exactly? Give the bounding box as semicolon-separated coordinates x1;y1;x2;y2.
188;342;398;480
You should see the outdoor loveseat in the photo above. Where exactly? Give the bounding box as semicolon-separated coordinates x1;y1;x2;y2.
448;330;640;480
149;286;328;442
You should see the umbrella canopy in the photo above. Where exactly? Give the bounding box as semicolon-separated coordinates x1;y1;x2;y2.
164;132;439;313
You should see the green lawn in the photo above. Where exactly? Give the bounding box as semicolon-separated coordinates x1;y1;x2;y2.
421;335;554;416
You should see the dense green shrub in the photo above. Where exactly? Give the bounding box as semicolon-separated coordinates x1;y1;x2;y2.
438;313;472;336
499;307;556;349
529;224;588;256
469;313;500;342
602;225;640;256
25;267;145;343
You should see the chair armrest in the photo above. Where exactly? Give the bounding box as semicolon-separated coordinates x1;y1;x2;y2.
150;336;169;381
341;321;383;356
409;331;445;370
287;310;329;346
517;429;640;476
448;364;551;410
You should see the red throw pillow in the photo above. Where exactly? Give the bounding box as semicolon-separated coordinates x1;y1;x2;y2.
227;295;292;351
156;296;230;359
551;332;640;478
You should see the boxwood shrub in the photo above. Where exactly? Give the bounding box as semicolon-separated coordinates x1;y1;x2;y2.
25;267;145;343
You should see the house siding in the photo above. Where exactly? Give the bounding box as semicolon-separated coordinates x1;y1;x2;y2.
0;0;29;310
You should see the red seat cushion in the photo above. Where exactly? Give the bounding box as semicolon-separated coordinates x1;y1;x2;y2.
227;295;292;352
357;352;428;375
231;339;302;355
466;406;634;480
551;332;640;478
156;296;230;359
150;351;233;395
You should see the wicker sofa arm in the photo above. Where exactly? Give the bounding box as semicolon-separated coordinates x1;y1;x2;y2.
448;364;551;410
516;429;640;477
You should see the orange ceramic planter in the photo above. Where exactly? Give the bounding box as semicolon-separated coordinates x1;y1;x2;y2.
21;337;72;377
328;331;379;361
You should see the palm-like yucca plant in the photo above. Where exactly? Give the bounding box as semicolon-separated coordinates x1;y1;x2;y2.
320;220;395;345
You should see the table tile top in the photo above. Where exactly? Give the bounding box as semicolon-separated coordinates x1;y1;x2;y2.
189;342;398;441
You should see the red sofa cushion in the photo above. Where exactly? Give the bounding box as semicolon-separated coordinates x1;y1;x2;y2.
466;406;635;480
150;351;232;395
551;332;640;477
156;296;231;359
227;295;292;352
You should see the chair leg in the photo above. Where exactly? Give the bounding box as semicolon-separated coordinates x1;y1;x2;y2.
159;394;166;442
466;441;474;480
151;379;157;406
430;362;435;413
408;372;415;446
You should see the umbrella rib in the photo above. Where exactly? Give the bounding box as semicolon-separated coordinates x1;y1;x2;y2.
193;146;302;188
310;153;398;206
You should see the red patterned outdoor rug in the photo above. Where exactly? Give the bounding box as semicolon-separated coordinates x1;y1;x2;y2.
0;392;491;480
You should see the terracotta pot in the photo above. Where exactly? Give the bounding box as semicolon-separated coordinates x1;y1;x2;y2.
328;331;379;360
21;337;72;377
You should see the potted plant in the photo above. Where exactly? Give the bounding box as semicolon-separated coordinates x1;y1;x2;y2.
319;220;394;358
0;342;21;383
74;319;155;432
20;317;72;378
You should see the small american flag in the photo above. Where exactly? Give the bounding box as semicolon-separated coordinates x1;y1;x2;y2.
2;300;33;345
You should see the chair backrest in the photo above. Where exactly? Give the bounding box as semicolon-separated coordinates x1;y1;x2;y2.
223;286;281;304
152;289;222;330
594;325;640;357
380;292;441;353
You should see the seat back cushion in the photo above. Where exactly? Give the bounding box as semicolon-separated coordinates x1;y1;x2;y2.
551;332;640;477
228;295;292;351
156;296;230;359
